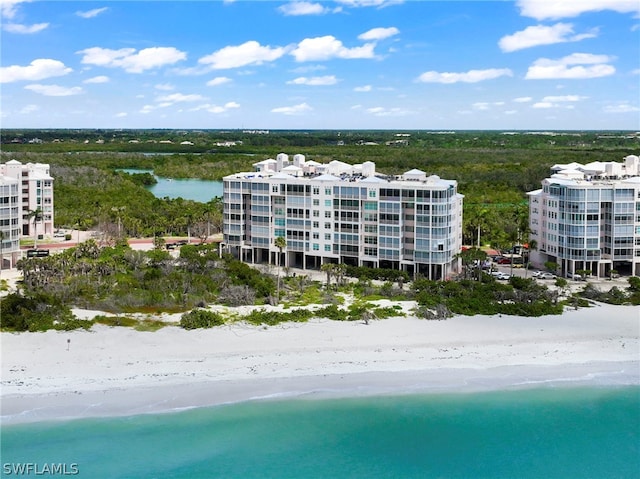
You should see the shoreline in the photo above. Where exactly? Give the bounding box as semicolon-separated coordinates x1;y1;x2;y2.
2;303;638;425
2;361;638;425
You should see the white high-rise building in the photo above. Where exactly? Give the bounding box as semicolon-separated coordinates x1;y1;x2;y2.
223;154;463;280
527;154;640;278
0;174;21;269
0;160;55;241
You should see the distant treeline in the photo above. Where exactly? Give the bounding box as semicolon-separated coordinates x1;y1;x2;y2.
2;129;638;247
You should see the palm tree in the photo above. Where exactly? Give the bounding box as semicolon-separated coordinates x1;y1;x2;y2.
0;230;5;279
274;236;287;300
524;239;537;279
321;262;334;289
27;208;43;249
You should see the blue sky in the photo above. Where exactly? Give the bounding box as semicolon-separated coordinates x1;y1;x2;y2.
1;0;639;130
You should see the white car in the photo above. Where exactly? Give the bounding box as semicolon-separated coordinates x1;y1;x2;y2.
538;272;557;280
492;272;511;280
567;273;583;280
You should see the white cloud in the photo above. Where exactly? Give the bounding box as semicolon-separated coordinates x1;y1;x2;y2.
290;35;376;61
354;85;372;92
78;47;187;73
287;75;338;85
290;64;327;73
358;27;399;41
499;23;597;52
156;93;206;103
517;0;640;20
472;101;505;110
540;95;587;102
19;104;38;114
417;68;513;84
271;102;312;115
76;7;108;19
83;75;109;84
191;101;240;113
206;76;232;86
532;95;585;109
155;83;174;91
365;106;413;116
199;41;287;69
513;96;533;103
3;22;48;33
0;59;72;83
278;1;329;16
525;53;615;79
603;103;640;113
532;102;556;109
336;0;404;8
1;0;30;20
115;112;127;118
24;84;83;96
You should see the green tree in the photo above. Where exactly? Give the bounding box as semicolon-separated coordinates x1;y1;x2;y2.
524;239;537;279
27;208;43;248
274;236;287;301
456;248;487;280
321;262;335;289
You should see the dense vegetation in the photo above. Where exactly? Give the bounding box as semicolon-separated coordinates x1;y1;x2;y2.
3;240;637;332
2;129;638;246
1;130;638;331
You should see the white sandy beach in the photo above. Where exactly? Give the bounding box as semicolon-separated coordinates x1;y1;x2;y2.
1;299;638;424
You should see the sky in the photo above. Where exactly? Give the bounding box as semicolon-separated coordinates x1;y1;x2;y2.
1;0;639;131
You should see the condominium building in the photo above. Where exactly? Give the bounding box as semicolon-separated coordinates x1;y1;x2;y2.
223;153;463;280
527;155;640;278
0;174;21;269
0;160;55;240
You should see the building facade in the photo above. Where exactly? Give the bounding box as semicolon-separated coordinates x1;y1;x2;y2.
0;160;55;240
528;155;640;278
223;153;463;280
0;175;21;269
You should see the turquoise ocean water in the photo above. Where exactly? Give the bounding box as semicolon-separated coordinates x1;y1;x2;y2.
2;387;638;479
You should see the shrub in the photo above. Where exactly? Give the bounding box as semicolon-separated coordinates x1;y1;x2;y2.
242;309;312;326
180;309;225;329
314;304;348;321
94;315;138;327
217;285;256;307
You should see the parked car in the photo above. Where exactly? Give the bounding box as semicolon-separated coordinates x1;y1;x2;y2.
53;230;66;238
531;271;543;278
567;273;583;280
491;271;511;280
495;257;511;264
538;272;557;280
